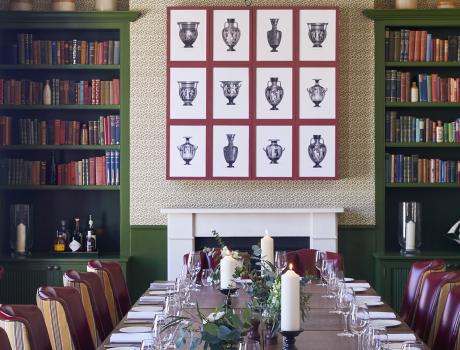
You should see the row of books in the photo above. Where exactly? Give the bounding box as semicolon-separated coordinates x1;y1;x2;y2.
16;115;120;146
0;116;12;145
385;111;460;143
385;29;460;62
15;34;120;65
385;154;460;184
0;79;120;105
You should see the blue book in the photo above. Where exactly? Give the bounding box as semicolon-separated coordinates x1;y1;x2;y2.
111;150;116;186
51;41;57;65
79;81;84;105
105;150;111;185
115;150;120;186
426;34;432;62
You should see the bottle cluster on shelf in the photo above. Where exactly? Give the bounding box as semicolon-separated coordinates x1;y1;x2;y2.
385;153;460;184
15;115;120;145
0;116;12;145
53;216;97;254
0;78;120;105
385;111;460;143
385;70;460;103
385;28;460;62
14;33;120;65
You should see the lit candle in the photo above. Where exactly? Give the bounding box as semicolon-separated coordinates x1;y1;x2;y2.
16;223;26;254
220;254;237;289
261;230;274;273
405;220;416;251
222;246;231;257
281;264;300;331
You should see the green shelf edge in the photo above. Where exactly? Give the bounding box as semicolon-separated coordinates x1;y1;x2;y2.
386;102;460;108
0;105;120;110
363;9;460;21
385;62;460;67
0;145;121;151
385;142;460;148
0;185;120;190
0;64;120;70
386;183;460;188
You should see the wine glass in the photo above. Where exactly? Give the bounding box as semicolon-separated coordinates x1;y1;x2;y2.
187;252;201;291
238;340;261;350
321;259;334;288
141;339;159;350
402;341;424;350
201;268;213;287
336;287;355;337
367;326;388;350
275;251;288;274
164;295;180;317
154;313;176;349
314;251;324;284
348;304;370;350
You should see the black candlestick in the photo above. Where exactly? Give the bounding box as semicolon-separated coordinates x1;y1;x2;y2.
280;329;304;350
219;288;238;307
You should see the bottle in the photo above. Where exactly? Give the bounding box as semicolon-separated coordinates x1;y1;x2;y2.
58;219;70;248
53;230;66;252
436;121;444;143
410;82;419;102
86;215;97;252
69;218;82;252
43;80;51;105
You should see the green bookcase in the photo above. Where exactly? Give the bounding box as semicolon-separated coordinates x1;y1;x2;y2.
364;9;460;309
0;11;139;303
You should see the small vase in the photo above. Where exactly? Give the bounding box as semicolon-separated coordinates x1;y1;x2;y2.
178;81;198;106
9;0;33;10
223;134;238;168
51;0;75;11
43;80;51;105
95;0;116;11
264;321;278;345
267;18;282;52
265;77;284;111
177;136;198;165
178;22;199;48
308;135;327;168
307;23;328;48
247;318;261;342
263;139;285;164
307;79;327;107
222;18;241;52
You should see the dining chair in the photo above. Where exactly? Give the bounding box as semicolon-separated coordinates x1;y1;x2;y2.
286;249;343;277
0;304;52;350
63;270;114;347
412;271;460;346
36;286;95;350
0;327;12;350
432;285;460;350
87;260;131;326
399;259;445;327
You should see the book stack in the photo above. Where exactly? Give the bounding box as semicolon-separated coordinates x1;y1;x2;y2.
385;153;460;184
0;116;12;145
1;158;47;185
385;111;460;143
385;29;460;62
14;33;120;65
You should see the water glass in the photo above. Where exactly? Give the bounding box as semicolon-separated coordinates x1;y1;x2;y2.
321;259;334;287
275;250;288;274
238;340;261;350
154;314;176;349
187;252;201;291
315;251;324;284
336;288;355;337
348;304;370;350
367;326;388;350
141;339;159;350
402;341;424;350
164;295;180;317
201;268;213;286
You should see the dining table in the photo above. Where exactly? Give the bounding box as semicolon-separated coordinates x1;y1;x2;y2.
99;280;429;350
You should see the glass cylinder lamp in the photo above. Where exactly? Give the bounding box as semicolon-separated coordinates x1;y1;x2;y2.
398;202;422;254
10;204;33;257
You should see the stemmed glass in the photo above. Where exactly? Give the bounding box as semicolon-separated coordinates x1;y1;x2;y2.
141;339;159;350
402;341;424;350
366;326;388;350
348;304;370;350
336;287;355;337
154;313;177;349
320;259;334;288
315;251;324;285
275;251;288;275
164;295;180;317
187;252;201;291
238;340;261;350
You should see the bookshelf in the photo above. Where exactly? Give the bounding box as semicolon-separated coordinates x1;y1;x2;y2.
364;9;460;310
0;11;139;303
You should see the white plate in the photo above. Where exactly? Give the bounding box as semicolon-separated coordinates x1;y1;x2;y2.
149;290;168;296
107;347;140;350
119;326;152;333
352;287;368;293
344;277;354;282
365;301;384;307
370;319;402;328
131;306;163;312
383;343;406;350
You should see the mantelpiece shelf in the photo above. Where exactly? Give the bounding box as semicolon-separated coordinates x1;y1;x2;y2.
0;145;121;151
385;62;460;68
386;183;460;188
0;105;120;111
385;143;460;148
386;102;460;108
0;64;120;70
0;185;120;191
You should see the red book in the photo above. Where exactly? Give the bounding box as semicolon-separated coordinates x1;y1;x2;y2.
69;161;76;185
112;79;120;105
103;41;109;64
0;79;3;104
96;156;103;185
440;79;447;102
89;157;96;185
40;161;46;185
414;31;421;61
409;30;416;61
105;117;110;145
420;31;427;62
57;164;62;185
432;74;438;102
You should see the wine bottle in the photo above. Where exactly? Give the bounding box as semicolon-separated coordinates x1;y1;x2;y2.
53;230;66;252
69;218;82;252
86;214;97;252
58;219;69;248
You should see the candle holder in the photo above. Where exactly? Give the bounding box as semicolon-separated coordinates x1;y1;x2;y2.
280;329;304;350
10;204;33;258
219;288;238;307
398;202;422;255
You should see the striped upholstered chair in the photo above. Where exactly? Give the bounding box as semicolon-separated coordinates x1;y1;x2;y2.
0;304;51;350
63;270;113;348
432;285;460;350
87;260;131;326
36;286;95;350
0;327;12;350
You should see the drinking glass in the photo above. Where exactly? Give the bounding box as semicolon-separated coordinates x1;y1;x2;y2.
402;341;424;350
321;259;334;288
315;251;324;285
368;327;388;350
187;252;201;291
348;304;370;350
336;288;355;337
275;251;288;275
164;295;180;317
238;340;261;350
141;339;159;350
326;273;339;299
154;313;176;349
201;268;213;286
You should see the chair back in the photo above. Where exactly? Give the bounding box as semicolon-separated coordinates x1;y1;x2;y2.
286;249;343;277
412;271;460;345
432;286;460;350
0;304;51;350
0;327;12;350
87;260;131;325
63;270;113;347
400;259;445;327
36;286;95;350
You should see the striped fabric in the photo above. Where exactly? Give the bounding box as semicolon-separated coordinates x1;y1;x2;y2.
0;320;31;350
86;266;118;326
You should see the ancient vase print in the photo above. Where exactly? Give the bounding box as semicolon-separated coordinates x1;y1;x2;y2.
265;77;284;110
178;136;198;165
307;79;327;107
222;18;241;51
178;22;199;48
220;81;242;105
223;134;239;168
178;81;198;106
263;139;285;164
267;18;282;52
308;135;327;168
307;22;328;48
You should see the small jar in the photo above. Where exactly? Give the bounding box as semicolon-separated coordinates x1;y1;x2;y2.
95;0;117;11
51;0;75;11
9;0;33;11
395;0;418;9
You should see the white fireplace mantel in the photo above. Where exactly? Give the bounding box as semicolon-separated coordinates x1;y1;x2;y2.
160;208;344;280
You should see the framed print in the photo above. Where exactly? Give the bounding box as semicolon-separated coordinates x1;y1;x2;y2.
299;9;337;62
169;125;206;178
256;67;292;119
213;125;249;178
256;126;292;178
256;9;293;61
299;67;336;119
169;9;207;61
213;67;249;119
213;9;250;61
299;125;336;178
169;67;207;119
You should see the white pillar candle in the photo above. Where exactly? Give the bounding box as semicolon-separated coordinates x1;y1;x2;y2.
16;223;26;254
405;220;416;251
220;254;237;289
261;230;274;272
222;246;231;257
95;0;117;11
281;265;300;331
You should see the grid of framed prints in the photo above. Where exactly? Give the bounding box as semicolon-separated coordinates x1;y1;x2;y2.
167;6;339;179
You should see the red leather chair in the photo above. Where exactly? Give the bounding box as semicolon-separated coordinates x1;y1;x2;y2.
286;249;343;277
0;304;51;350
432;286;460;350
399;259;445;327
63;270;114;347
412;271;460;346
37;286;95;350
0;327;12;350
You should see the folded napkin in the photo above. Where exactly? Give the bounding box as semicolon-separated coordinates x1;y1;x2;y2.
345;283;371;288
150;282;175;290
140;296;165;302
149;290;168;296
369;312;397;319
127;311;160;320
355;295;381;302
380;333;416;342
110;332;153;344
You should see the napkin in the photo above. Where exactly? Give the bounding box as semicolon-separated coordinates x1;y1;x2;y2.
127;311;159;320
150;282;175;290
345;283;371;288
355;295;381;302
369;312;397;319
140;296;165;302
110;332;153;344
380;333;416;342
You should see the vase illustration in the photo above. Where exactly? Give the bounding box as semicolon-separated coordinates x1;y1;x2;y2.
178;81;198;106
307;23;328;48
178;22;199;48
265;77;284;111
223;134;238;168
263;139;285;164
307;79;327;107
177;137;198;165
308;135;327;168
220;81;242;105
267;18;282;52
222;18;241;52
